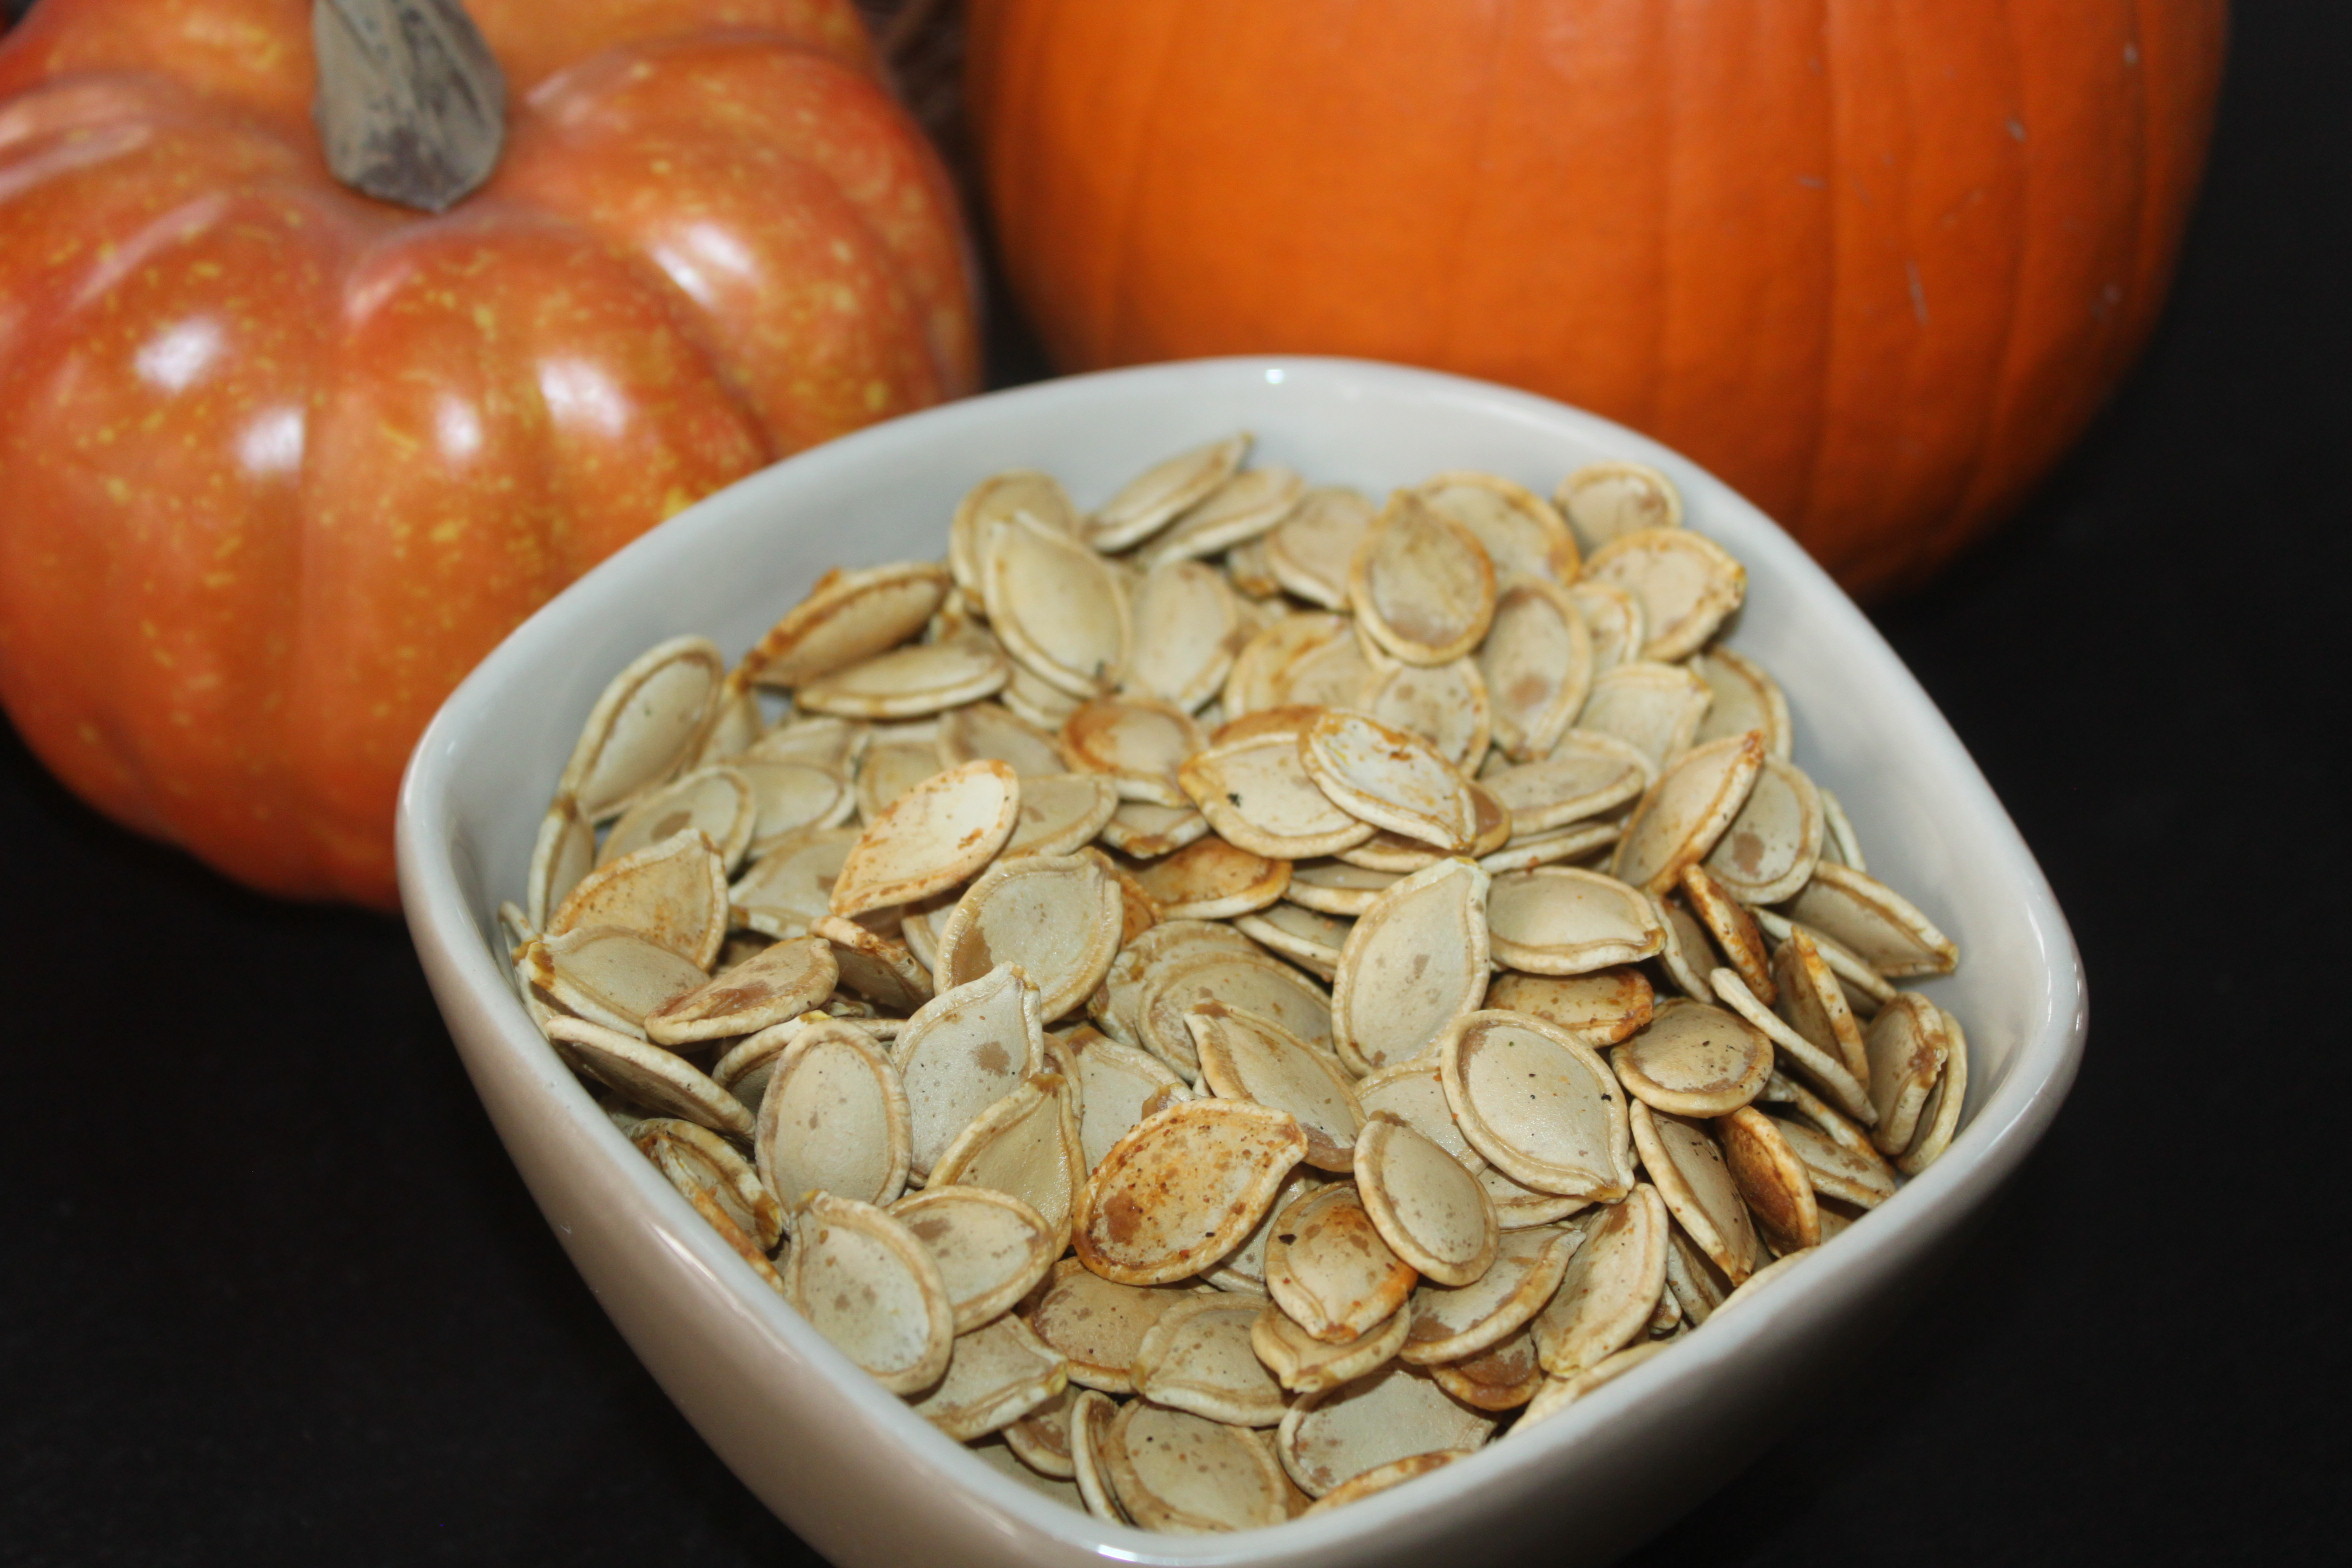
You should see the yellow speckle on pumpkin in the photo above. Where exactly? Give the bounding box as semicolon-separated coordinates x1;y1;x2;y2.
429;520;464;545
661;487;696;518
863;381;888;412
105;477;130;502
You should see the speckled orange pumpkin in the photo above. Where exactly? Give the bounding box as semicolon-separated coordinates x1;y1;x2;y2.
0;0;976;906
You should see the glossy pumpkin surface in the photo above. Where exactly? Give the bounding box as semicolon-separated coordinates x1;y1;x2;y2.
0;0;976;905
967;0;2224;596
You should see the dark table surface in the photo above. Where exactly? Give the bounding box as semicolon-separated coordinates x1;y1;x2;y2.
5;5;2347;1565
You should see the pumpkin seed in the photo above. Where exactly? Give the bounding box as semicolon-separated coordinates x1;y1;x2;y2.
1058;1024;1194;1173
1190;1003;1363;1172
636;1119;787;1264
1097;799;1211;859
1710;1246;1818;1319
1818;785;1867;872
1701;756;1823;907
1405;1226;1574;1367
727;827;855;940
784;1192;955;1395
1477;818;1621;875
1060;696;1203;806
935;700;1067;779
1515;1340;1672;1431
1428;1327;1547;1411
1067;1388;1130;1521
1663;1222;1732;1327
999;772;1120;859
1479;576;1594;762
794;635;1008;720
1271;621;1382;711
1610;997;1772;1118
928;1073;1086;1250
528;926;709;1037
1410;471;1579;583
812;914;934;1014
1580;527;1746;662
1140;947;1334;1081
1772;1110;1897;1209
1564;580;1646;676
1348;491;1497;666
890;1184;1058;1335
1026;1259;1194;1395
1651;892;1723;1001
755;1020;909;1216
1265;486;1375;608
1574;661;1713;772
1771;927;1871;1082
1264;1182;1420;1343
1896;1006;1968;1176
1138;463;1304;569
1124;560;1242;712
559;635;725;821
742;562;951;691
1689;647;1792;759
1089;917;1258;1048
1301;709;1479;851
1707;965;1878;1127
1749;906;1898;1008
548;827;729;968
952;470;1077;595
1127;836;1289;920
527;795;596;931
1252;1299;1411;1395
1284;857;1402;917
1302;1449;1473;1514
1484;969;1655;1047
891;964;1045;1180
1784;861;1959;978
1223;611;1349;717
546;1015;752;1137
1353;1113;1499;1287
932;852;1120;1020
1554;460;1683;557
1329;858;1491;1075
1177;732;1366;862
1231;902;1350;982
829;759;1021;919
1275;1364;1497;1498
981;512;1130;700
598;767;754;873
643;933;837;1046
1086;434;1250;552
1611;731;1767;895
1485;866;1664;975
1713;1107;1820;1255
742;714;866;771
1133;1294;1291;1426
1074;1098;1308;1286
1104;1399;1291;1533
851;741;942;824
1001;1386;1079;1480
1441;1009;1634;1200
1627;1100;1763;1284
736;759;856;856
1001;658;1084;732
907;1309;1068;1441
1862;993;1952;1156
1361;657;1491;771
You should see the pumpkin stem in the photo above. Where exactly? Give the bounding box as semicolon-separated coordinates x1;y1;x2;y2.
312;0;505;213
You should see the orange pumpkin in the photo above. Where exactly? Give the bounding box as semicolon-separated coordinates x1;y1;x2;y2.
0;0;976;907
967;0;2224;595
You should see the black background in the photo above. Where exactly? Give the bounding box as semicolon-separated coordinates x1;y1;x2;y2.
4;4;2348;1565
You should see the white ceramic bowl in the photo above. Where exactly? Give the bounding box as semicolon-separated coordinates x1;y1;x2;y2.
398;357;2084;1568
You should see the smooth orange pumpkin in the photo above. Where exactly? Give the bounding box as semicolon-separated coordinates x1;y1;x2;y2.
0;0;976;907
967;0;2224;595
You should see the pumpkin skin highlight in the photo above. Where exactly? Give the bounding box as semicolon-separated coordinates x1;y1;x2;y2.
0;0;977;906
967;0;2224;595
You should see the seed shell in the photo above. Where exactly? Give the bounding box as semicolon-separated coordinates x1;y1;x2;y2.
544;1016;751;1136
1564;580;1645;675
1575;661;1713;773
909;1307;1070;1442
891;964;1045;1179
829;759;1020;919
599;765;756;870
1480;575;1594;761
890;1184;1059;1335
1580;526;1746;662
1482;731;1653;833
1104;1400;1291;1533
742;561;951;691
1300;1449;1473;1513
1863;993;1953;1155
1441;1010;1634;1201
794;636;1008;720
1301;710;1479;851
952;470;1077;595
1554;460;1683;556
1399;1225;1578;1365
1348;491;1498;666
1189;1003;1363;1172
1086;433;1250;552
1132;1294;1291;1427
1060;696;1203;806
1611;731;1767;895
1264;1182;1421;1343
1896;1007;1969;1176
1329;858;1491;1076
781;1192;954;1395
1689;647;1793;760
932;852;1120;1020
1128;837;1289;920
1138;463;1304;568
1785;862;1960;978
755;1020;910;1216
927;1072;1086;1250
935;700;1067;779
1353;1113;1500;1287
1275;1364;1497;1498
558;635;725;820
1484;969;1655;1048
1627;1100;1763;1284
1124;559;1243;712
644;934;837;1046
1265;486;1375;608
1073;1098;1308;1286
528;926;708;1037
1708;965;1878;1127
1486;866;1665;975
548;828;729;968
1610;997;1773;1118
1429;1328;1546;1411
1713;1107;1820;1254
1410;470;1578;583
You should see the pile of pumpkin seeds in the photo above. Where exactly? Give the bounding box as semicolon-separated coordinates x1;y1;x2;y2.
503;437;1966;1531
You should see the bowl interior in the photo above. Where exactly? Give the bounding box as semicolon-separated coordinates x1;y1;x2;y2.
400;356;2081;1564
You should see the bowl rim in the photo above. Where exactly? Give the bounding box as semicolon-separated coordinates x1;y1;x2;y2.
398;353;2087;1564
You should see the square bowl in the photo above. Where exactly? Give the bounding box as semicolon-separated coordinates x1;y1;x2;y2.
397;356;2084;1568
